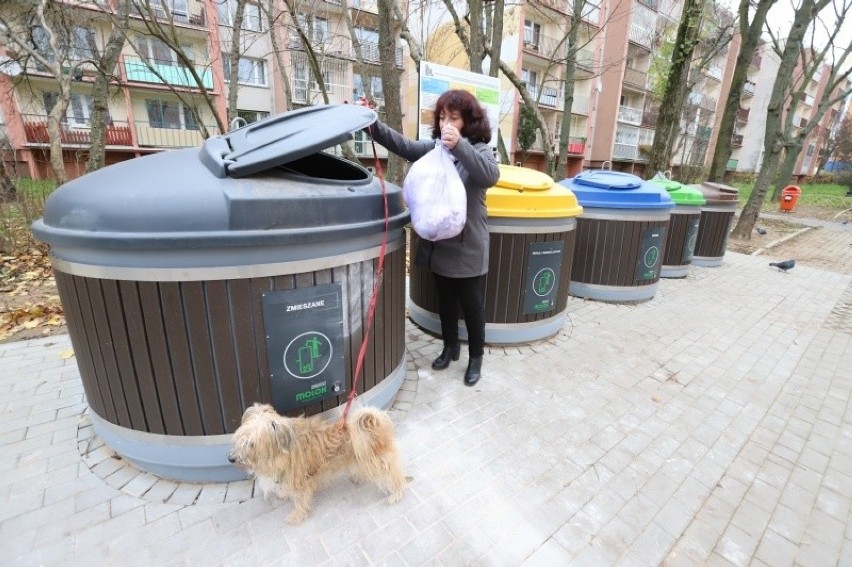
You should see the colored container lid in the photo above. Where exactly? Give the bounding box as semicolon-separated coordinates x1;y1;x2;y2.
486;164;583;218
648;178;706;206
559;170;674;209
693;182;739;206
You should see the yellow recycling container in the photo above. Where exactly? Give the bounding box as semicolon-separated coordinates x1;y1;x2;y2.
409;164;583;344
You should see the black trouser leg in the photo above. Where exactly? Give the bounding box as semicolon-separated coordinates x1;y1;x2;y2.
433;273;486;358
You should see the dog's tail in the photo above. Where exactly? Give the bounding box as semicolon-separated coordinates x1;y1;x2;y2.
349;407;406;500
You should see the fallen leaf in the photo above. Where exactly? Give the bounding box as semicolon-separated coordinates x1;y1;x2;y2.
651;395;663;404
59;349;75;359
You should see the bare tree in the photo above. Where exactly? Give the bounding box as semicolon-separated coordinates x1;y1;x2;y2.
0;0;94;183
86;0;132;173
645;0;707;174
127;0;226;135
731;0;835;239
706;0;777;181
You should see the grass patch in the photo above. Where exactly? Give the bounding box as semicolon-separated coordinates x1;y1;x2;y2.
0;179;59;255
732;182;852;210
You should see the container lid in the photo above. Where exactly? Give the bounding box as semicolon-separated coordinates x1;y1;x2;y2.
486;165;583;218
648;178;706;206
200;104;378;178
559;170;673;209
694;181;739;206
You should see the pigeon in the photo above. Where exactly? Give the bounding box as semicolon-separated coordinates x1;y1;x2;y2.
769;259;796;272
755;227;767;235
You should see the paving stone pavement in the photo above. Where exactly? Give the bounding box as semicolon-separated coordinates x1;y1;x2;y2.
1;250;850;566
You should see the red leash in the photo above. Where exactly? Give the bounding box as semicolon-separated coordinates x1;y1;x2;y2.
341;127;389;421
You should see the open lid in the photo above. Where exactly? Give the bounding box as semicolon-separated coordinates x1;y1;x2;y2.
200;104;377;178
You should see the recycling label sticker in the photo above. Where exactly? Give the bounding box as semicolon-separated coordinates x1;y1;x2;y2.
262;283;345;412
635;226;666;281
524;241;564;314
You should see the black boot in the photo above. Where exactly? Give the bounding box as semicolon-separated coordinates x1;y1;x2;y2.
432;343;460;370
464;356;482;386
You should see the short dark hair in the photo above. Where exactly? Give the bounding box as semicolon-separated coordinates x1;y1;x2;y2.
431;90;492;144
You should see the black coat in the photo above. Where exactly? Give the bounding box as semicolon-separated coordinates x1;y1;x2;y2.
367;121;500;278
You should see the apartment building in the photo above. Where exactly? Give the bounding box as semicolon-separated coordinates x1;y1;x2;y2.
0;0;403;180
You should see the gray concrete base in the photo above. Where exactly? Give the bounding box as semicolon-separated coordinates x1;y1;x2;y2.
692;256;724;267
89;357;408;483
568;280;659;303
408;302;567;345
661;264;690;278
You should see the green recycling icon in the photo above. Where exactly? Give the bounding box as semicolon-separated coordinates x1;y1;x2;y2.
284;332;332;379
533;268;556;296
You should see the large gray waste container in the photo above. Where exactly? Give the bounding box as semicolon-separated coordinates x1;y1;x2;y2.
32;105;409;482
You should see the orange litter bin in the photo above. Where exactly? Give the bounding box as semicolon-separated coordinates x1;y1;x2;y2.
780;185;801;212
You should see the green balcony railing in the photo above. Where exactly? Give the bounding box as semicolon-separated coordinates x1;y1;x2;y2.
124;56;214;89
134;120;220;148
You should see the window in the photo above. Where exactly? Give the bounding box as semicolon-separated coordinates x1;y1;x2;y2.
150;0;189;22
353;74;383;100
70;27;96;60
137;36;178;65
43;92;96;126
237;109;269;124
521;68;538;90
355;27;380;61
223;57;267;86
146;100;182;129
218;0;263;31
523;20;541;47
297;14;328;43
806;144;815;156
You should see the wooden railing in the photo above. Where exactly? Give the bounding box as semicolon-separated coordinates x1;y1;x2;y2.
22;115;133;146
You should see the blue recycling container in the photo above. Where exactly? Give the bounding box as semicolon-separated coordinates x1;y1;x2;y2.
559;170;673;303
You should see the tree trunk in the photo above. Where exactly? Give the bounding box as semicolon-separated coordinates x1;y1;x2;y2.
47;92;70;185
265;0;293;108
227;0;247;124
646;0;705;175
731;0;826;239
87;0;131;173
706;0;775;182
378;0;405;184
468;0;484;73
555;0;585;181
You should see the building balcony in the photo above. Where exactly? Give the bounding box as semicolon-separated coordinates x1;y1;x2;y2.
566;137;586;154
527;84;562;109
736;107;750;122
572;93;590;115
618;105;643;125
742;81;756;97
624;66;648;90
123;55;214;90
132;4;207;28
731;133;743;147
629;24;654;49
134;120;218;148
575;47;597;70
613;143;638;160
22;115;133;146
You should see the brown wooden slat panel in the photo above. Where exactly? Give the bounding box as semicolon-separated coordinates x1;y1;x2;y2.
74;277;118;424
54;273;106;420
159;283;204;436
179;281;222;434
695;211;733;257
485;234;504;322
99;279;147;430
205;280;243;432
138;282;184;435
555;232;575;312
118;280;165;434
228;279;263;413
84;279;133;427
250;277;274;405
664;215;692;266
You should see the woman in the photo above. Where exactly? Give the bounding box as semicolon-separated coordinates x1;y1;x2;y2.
361;90;499;386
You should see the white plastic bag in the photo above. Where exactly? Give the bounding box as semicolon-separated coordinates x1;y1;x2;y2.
402;145;467;241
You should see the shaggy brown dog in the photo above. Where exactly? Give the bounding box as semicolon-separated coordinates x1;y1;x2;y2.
228;403;406;524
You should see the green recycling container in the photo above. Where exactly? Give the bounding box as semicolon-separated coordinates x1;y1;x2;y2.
648;178;706;278
409;165;583;344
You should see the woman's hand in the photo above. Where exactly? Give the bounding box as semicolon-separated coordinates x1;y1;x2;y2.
354;96;376;110
441;124;461;150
